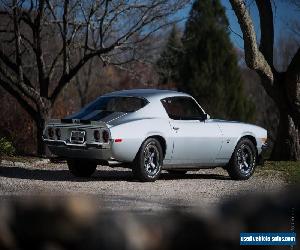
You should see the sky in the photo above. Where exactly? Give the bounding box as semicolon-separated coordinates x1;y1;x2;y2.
178;0;300;49
220;0;300;49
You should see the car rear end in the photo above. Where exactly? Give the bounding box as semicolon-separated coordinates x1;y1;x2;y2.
43;119;112;161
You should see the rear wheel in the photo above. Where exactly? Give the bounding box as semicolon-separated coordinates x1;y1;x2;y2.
132;138;163;182
67;159;97;177
227;138;256;180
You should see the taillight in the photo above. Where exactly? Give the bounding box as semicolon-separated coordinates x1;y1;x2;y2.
55;128;61;139
48;127;54;138
102;130;109;143
94;130;100;141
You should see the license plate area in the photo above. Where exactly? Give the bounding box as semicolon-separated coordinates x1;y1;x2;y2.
70;130;86;144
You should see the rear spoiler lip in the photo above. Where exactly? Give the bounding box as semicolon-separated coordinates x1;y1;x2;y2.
47;119;107;127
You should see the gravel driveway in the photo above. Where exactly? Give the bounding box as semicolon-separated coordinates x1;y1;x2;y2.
0;159;286;213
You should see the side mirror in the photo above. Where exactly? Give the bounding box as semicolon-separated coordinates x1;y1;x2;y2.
200;113;210;121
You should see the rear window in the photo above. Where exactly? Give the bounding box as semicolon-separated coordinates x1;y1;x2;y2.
67;96;148;120
83;96;148;113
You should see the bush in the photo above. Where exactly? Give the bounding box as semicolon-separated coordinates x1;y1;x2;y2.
0;137;15;158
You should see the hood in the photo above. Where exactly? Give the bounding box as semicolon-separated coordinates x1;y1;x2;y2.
209;119;241;124
211;119;267;138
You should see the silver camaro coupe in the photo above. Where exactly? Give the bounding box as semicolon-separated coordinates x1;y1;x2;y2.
43;89;267;182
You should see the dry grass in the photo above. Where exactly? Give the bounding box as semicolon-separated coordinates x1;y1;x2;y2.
258;161;300;184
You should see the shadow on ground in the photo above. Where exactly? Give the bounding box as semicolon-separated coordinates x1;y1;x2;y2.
0;165;229;182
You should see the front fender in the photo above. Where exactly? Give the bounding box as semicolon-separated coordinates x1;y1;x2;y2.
217;122;267;162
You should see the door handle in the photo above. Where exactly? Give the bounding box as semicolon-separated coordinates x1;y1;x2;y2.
173;127;179;131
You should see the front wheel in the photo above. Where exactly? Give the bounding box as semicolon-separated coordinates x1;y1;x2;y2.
67;159;97;177
227;138;256;180
132;138;163;182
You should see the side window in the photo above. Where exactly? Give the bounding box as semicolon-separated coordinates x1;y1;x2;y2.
161;97;204;120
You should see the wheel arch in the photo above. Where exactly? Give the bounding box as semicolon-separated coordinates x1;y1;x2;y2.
238;134;258;157
144;135;167;159
241;135;257;147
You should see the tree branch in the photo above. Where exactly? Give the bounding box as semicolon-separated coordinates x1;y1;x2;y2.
286;47;300;121
98;0;110;49
11;3;43;105
47;46;64;80
0;77;38;120
287;47;300;75
229;0;274;97
50;45;116;102
34;0;48;97
0;50;33;88
62;0;70;76
255;0;274;68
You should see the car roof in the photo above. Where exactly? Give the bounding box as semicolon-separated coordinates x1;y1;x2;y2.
102;88;191;101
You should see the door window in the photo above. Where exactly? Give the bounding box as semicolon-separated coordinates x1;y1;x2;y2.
161;97;205;120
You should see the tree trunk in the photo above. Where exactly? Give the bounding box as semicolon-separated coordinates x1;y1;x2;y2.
34;107;52;157
35;117;46;156
271;65;300;160
271;108;300;161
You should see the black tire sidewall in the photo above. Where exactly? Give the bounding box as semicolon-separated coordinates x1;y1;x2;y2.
228;138;256;180
133;138;163;182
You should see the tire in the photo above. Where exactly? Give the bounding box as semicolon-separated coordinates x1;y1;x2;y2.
167;170;187;175
67;159;97;177
132;138;163;182
227;138;257;180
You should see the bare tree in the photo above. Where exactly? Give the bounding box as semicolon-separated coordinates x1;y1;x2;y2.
74;52;102;108
74;32;163;107
0;0;190;155
229;0;300;160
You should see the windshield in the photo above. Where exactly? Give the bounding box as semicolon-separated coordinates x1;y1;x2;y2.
67;96;148;120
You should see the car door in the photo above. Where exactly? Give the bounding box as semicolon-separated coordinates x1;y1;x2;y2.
161;97;223;165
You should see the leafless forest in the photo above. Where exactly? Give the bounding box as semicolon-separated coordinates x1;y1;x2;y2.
0;0;299;157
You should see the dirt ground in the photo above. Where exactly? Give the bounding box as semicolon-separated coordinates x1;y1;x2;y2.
0;159;286;213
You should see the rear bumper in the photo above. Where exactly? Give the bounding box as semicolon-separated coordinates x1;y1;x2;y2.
257;144;268;166
45;139;111;160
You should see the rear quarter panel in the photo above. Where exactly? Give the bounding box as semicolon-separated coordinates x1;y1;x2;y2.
109;118;172;162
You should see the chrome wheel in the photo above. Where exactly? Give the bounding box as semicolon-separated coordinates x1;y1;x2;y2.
143;143;160;176
133;137;163;182
237;144;253;175
227;138;256;180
